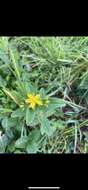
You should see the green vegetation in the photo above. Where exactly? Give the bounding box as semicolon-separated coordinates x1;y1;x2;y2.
0;36;88;153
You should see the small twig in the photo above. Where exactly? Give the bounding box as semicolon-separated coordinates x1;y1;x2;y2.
48;89;86;110
48;88;61;97
65;100;86;110
31;63;39;68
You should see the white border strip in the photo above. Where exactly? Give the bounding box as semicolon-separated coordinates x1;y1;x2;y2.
28;187;60;189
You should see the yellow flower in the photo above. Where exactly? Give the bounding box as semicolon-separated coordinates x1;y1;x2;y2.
25;93;43;109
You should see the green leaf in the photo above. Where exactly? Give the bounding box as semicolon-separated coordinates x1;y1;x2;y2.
0;50;10;64
53;120;66;129
26;128;41;153
39;88;46;98
26;107;36;126
25;82;37;94
2;117;8;129
40;98;66;118
9;46;20;78
24;82;32;93
3;88;20;106
6;142;15;153
0;76;6;87
2;117;22;132
44;105;56;117
0;131;13;153
11;90;24;103
0;139;6;153
40;117;54;136
26;142;39;153
11;108;25;118
50;98;66;108
15;136;28;149
0;108;13;113
15;120;25;132
6;118;17;128
0;37;8;51
28;128;41;141
14;150;24;153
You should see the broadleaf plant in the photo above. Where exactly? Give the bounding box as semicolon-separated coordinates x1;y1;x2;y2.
3;81;66;138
